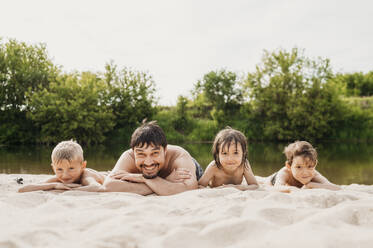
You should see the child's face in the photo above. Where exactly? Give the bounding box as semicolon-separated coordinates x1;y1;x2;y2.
52;159;86;184
287;156;316;185
219;141;243;170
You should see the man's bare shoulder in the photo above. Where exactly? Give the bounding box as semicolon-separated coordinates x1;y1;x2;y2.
166;144;191;157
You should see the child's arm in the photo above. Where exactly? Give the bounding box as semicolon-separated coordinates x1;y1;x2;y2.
304;171;341;190
74;169;105;192
272;168;290;187
198;161;215;187
243;161;259;189
18;177;72;193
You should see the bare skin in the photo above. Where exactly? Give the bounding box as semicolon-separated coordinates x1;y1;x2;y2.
18;159;106;193
268;156;341;191
199;142;258;190
103;144;198;196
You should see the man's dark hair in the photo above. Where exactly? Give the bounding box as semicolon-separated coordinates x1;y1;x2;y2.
130;120;167;149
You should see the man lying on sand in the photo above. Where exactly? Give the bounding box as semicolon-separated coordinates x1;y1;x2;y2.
18;140;106;192
103;120;203;195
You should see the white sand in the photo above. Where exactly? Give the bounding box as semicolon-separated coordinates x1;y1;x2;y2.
1;174;373;248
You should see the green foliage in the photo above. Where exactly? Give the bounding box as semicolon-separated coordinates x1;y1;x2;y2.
0;38;58;144
332;71;373;97
192;69;242;119
331;97;373;140
103;62;157;132
244;47;342;141
27;72;115;144
172;95;192;133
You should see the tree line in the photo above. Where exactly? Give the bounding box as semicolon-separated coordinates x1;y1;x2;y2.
1;38;372;145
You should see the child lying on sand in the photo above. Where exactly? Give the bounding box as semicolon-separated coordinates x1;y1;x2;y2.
267;141;340;191
19;140;105;192
199;127;258;190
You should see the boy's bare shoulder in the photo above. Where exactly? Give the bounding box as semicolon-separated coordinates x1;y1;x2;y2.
82;168;106;183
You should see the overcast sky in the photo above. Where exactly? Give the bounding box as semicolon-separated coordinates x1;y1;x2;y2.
1;0;372;105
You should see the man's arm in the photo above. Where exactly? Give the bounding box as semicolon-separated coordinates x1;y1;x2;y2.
102;150;154;195
120;155;198;196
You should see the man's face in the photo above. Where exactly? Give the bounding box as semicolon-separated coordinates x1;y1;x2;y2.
133;143;166;179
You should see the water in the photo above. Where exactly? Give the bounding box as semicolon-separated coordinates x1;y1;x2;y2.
1;142;373;185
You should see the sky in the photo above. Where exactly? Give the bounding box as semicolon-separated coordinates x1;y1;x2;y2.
1;0;372;105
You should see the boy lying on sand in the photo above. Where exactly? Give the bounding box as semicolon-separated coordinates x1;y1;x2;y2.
18;140;105;192
267;141;340;191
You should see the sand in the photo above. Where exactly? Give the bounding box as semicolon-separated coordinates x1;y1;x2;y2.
1;174;373;248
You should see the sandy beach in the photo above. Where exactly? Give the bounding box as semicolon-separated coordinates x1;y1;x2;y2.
1;174;373;248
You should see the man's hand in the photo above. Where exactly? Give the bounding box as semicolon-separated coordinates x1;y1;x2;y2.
110;170;130;180
166;168;192;183
116;173;145;183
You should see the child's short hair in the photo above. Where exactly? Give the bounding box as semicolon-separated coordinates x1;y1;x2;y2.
51;140;84;164
130;120;167;149
212;127;248;169
284;141;317;165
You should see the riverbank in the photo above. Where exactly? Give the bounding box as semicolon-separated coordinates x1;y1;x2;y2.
1;174;373;248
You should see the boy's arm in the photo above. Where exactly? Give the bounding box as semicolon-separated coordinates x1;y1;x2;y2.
198;161;215;187
305;171;341;190
119;155;198;196
18;177;71;193
273;168;290;187
75;170;105;192
243;161;259;187
303;182;341;190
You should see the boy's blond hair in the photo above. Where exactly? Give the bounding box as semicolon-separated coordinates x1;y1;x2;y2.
51;140;84;164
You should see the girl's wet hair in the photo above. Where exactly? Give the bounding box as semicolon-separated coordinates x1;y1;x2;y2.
284;141;317;165
212;127;248;169
51;140;84;164
130;120;167;149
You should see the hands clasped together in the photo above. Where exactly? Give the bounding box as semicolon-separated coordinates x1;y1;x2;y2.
110;168;193;183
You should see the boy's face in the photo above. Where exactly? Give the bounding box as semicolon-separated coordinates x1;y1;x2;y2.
52;159;86;184
287;156;316;185
219;141;243;170
133;143;166;179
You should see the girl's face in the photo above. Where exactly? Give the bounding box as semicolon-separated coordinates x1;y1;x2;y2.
219;141;243;171
287;155;316;185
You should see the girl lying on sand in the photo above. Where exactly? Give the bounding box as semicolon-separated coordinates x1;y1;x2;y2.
198;127;259;190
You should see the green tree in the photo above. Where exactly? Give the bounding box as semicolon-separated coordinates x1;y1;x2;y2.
0;38;58;144
172;95;191;133
244;48;342;141
103;62;157;139
192;69;243;122
332;71;373;97
27;72;115;145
